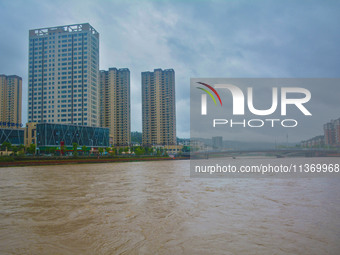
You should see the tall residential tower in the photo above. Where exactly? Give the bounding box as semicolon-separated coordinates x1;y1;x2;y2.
28;23;99;126
99;68;130;146
142;68;176;146
324;118;340;145
0;75;22;128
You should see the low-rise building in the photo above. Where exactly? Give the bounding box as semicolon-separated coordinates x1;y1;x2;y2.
24;123;109;151
301;135;324;148
0;128;24;146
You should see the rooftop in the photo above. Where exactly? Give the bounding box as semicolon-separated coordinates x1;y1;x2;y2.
29;23;99;38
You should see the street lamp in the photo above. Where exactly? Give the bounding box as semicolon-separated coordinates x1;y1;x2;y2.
89;139;93;155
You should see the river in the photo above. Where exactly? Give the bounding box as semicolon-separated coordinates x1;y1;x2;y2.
0;159;340;254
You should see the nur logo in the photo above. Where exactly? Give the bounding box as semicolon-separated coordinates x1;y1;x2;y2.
196;82;312;116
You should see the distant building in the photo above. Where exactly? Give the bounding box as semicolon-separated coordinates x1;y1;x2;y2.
334;119;340;145
99;68;130;146
28;23;99;126
324;122;335;145
177;137;190;146
0;75;22;128
164;145;183;155
324;118;340;145
142;69;176;146
24;123;109;149
301;135;324;148
212;136;223;150
190;140;206;152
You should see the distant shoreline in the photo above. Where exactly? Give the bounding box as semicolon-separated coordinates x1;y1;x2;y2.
0;156;189;167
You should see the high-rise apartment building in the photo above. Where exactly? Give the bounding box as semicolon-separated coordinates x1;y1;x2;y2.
28;23;99;126
0;75;22;128
324;118;340;145
324;122;335;145
99;68;130;146
335;119;340;144
142;68;176;146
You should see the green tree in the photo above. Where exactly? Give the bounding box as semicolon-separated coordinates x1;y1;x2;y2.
12;146;18;155
181;146;190;152
1;141;12;151
135;147;145;156
72;143;78;157
111;146;116;155
18;144;25;152
17;149;25;156
49;147;57;155
98;147;104;156
82;145;87;155
27;144;36;154
105;147;111;155
144;147;151;154
72;143;78;151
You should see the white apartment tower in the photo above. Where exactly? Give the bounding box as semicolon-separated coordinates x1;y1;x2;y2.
28;23;99;126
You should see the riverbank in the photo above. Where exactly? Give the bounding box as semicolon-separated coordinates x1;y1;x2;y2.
0;156;189;167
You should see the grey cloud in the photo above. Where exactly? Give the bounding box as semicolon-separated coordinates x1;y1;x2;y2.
1;0;339;138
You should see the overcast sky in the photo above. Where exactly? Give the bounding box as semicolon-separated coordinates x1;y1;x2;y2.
0;0;339;138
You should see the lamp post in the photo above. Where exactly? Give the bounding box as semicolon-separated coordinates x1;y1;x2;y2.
89;139;93;155
35;129;38;156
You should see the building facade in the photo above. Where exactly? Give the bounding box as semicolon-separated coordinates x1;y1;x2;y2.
25;122;109;148
324;122;335;145
99;68;130;146
300;135;325;148
0;75;22;128
25;123;37;147
0;128;24;146
324;118;340;146
142;68;176;146
28;23;99;127
212;136;223;150
335;119;340;145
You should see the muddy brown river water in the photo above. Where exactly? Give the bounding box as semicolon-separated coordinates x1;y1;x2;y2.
0;159;340;254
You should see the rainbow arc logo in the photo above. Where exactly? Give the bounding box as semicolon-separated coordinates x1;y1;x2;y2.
196;82;223;110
